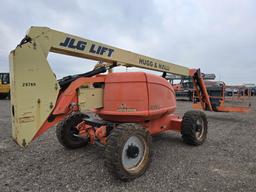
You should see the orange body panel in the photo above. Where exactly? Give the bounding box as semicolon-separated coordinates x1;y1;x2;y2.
97;72;176;122
144;113;182;135
147;73;176;118
33;72;180;141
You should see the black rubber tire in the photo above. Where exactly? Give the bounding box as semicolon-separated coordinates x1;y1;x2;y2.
105;123;151;181
56;112;88;149
181;110;208;146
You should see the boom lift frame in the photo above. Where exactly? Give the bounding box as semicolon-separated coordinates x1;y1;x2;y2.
8;27;237;180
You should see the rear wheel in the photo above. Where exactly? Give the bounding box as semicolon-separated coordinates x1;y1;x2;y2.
56;112;88;149
181;110;207;146
105;123;151;181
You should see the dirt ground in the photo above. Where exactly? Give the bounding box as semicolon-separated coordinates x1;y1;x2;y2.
0;98;256;192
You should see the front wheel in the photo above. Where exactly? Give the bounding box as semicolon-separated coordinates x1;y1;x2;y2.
105;123;151;181
181;110;208;146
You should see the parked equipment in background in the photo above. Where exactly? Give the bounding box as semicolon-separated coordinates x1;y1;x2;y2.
167;73;216;101
192;81;251;112
225;85;253;97
0;73;10;99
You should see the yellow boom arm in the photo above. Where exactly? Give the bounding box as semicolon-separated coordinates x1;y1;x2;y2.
9;26;189;146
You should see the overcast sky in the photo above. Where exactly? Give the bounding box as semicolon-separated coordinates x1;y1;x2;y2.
0;0;255;84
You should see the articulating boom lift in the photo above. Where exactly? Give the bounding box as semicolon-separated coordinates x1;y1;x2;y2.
10;27;212;180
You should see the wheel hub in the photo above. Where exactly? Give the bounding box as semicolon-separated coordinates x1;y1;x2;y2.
196;125;202;132
195;119;204;140
122;135;146;171
126;144;139;159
